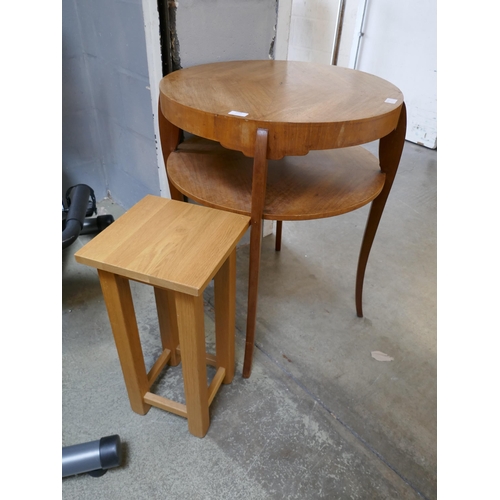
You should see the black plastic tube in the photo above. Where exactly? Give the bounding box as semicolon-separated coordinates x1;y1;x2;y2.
62;185;92;249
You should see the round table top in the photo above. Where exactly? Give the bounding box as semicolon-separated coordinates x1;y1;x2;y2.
159;60;404;159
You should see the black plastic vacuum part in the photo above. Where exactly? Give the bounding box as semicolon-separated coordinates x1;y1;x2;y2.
80;214;115;235
62;434;122;478
62;184;93;249
62;184;114;249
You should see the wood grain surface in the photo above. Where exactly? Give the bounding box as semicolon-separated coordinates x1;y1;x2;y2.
167;137;385;221
75;195;250;296
159;60;403;158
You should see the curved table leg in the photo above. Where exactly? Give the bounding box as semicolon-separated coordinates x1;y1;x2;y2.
168;175;187;202
275;221;283;252
158;98;185;202
242;128;269;378
355;102;407;317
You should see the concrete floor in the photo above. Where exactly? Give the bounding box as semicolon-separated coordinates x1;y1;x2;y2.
62;140;436;499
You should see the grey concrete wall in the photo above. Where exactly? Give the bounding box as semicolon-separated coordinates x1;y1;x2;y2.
62;0;107;201
62;0;159;208
175;0;278;68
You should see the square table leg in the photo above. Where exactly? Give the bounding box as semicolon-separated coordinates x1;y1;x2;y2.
97;270;151;415
174;292;210;438
154;287;181;366
214;250;236;384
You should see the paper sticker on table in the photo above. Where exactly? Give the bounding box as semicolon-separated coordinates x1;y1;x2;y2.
228;110;249;117
385;98;398;104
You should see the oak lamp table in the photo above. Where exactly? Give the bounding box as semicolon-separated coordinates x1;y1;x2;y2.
158;60;407;378
74;195;250;438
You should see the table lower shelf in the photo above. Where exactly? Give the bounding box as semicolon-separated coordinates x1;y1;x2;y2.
167;137;385;221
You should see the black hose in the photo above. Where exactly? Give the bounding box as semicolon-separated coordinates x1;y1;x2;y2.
62;185;92;249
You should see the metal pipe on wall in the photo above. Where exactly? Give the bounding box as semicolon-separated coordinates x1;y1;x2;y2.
353;0;370;69
331;0;346;65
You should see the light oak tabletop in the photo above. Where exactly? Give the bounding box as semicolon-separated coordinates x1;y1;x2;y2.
74;196;250;296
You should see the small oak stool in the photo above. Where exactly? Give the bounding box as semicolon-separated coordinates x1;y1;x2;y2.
74;195;250;438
